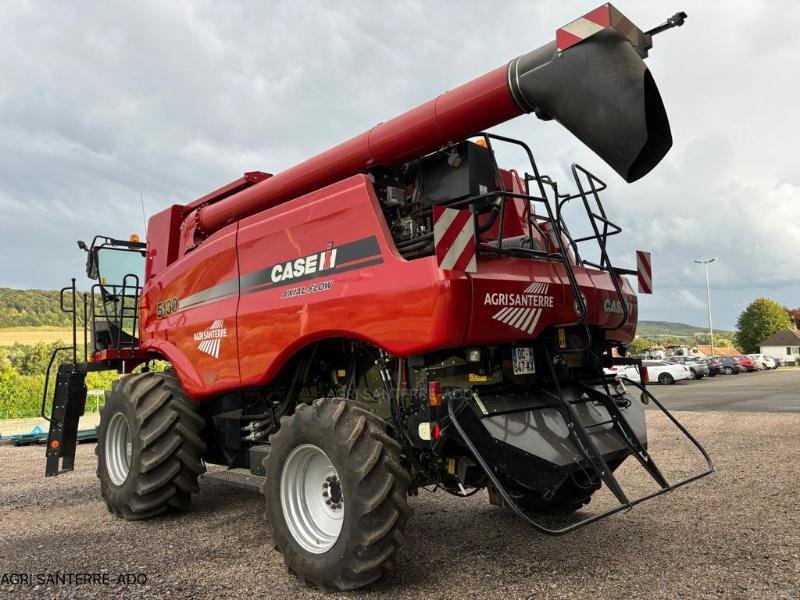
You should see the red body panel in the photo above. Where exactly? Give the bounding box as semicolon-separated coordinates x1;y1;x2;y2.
139;176;637;401
235;177;471;388
144;205;183;281
140;223;241;397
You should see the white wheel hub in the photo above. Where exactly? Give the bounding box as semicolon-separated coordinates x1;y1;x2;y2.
105;412;133;486
280;444;344;554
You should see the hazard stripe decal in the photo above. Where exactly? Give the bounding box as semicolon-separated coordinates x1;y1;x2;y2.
637;250;652;294
556;4;647;53
433;206;476;273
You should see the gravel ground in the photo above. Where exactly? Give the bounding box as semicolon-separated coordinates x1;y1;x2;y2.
1;410;798;599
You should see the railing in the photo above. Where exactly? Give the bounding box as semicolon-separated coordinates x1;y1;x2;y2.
41;279;87;420
90;275;141;352
442;133;601;337
557;165;636;332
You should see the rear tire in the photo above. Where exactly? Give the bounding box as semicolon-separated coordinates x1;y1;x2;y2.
264;398;412;591
96;372;206;520
724;366;734;375
658;372;674;385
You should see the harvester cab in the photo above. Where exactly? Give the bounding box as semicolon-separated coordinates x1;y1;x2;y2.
41;4;712;592
79;235;146;355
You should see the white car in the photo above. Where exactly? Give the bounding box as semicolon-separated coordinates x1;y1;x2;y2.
747;354;776;369
606;360;691;385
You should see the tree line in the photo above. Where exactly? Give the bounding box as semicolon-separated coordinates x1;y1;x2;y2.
0;288;87;328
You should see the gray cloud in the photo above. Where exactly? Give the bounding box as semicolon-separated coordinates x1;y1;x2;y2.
0;1;797;330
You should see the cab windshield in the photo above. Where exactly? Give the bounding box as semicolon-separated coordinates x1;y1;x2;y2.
96;247;145;287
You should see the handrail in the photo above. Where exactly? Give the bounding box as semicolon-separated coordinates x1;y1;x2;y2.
560;164;631;332
90;281;142;353
40;347;75;421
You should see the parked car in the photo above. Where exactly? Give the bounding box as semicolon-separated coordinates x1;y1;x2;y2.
700;357;723;376
665;356;710;379
608;360;691;385
718;357;746;374
737;355;759;372
747;354;776;369
770;356;785;367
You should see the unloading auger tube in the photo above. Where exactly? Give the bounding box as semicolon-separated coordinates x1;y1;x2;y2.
192;5;687;236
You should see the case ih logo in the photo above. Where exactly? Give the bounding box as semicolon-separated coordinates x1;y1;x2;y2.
194;320;228;359
485;282;554;335
603;298;625;314
270;244;337;284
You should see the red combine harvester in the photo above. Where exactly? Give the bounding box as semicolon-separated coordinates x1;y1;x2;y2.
43;5;711;590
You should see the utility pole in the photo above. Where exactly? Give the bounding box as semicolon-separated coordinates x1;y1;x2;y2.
694;258;717;356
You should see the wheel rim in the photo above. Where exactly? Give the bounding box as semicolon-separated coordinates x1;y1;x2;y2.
105;412;132;486
280;444;344;554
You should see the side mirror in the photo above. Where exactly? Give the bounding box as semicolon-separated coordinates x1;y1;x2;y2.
77;240;88;251
86;249;99;280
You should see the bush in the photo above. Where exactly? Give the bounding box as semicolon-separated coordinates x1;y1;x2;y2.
0;341;173;420
0;364;45;419
0;352;121;419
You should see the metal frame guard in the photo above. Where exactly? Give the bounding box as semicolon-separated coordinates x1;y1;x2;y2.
446;377;714;536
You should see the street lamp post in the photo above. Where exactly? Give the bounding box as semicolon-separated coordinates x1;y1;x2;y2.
694;258;717;357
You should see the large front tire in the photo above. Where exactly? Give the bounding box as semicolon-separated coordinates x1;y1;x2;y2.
96;372;206;520
264;398;411;591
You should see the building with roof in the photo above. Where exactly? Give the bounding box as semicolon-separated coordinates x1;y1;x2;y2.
759;327;800;364
690;345;741;358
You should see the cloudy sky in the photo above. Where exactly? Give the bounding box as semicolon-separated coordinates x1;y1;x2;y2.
0;1;797;330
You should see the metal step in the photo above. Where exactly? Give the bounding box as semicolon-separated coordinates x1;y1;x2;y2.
201;466;264;491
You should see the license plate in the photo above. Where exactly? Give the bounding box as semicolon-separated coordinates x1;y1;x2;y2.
512;347;535;375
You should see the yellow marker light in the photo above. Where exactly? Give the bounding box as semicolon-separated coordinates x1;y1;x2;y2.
428;381;441;407
558;328;567;349
129;233;140;243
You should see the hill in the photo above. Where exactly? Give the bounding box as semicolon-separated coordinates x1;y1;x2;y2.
637;320;735;338
0;288;85;328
